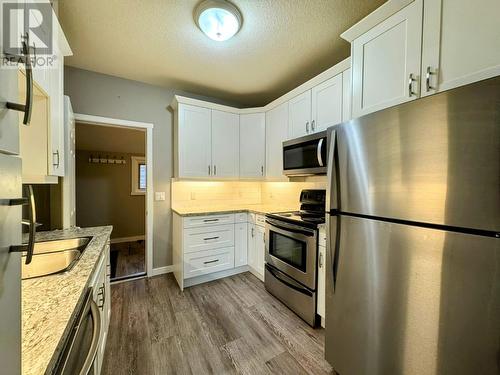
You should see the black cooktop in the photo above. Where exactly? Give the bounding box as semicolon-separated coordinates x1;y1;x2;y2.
266;189;326;229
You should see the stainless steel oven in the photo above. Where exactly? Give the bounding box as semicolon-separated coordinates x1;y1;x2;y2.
283;131;327;176
265;218;317;289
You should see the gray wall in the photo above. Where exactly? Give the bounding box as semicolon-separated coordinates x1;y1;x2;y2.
64;66;237;268
75;151;145;239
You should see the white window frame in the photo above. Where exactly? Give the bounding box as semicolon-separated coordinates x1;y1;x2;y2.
131;156;146;195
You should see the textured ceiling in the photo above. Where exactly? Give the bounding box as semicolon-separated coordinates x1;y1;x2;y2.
59;0;386;107
76;124;145;154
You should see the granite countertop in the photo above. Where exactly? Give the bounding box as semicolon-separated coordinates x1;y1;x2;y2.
22;226;112;375
172;204;299;216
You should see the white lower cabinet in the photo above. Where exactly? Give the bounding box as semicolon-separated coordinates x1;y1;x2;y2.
235;222;248;267
90;242;111;375
173;212;266;289
247;213;266;281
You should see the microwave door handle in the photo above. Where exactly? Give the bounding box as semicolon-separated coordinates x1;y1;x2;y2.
317;138;324;167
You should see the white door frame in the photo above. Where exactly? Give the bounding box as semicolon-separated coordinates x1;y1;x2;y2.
74;113;154;277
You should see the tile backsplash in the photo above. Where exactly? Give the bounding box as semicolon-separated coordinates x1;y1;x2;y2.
172;177;327;208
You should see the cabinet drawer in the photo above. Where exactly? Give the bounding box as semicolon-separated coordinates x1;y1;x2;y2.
184;247;235;279
183;214;235;228
235;212;248;222
184;224;234;253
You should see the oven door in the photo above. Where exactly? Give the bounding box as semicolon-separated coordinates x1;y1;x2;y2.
265;218;317;290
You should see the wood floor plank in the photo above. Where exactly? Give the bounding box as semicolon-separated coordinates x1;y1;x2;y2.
102;272;333;375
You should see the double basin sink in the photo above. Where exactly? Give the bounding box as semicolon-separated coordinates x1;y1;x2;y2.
21;237;92;280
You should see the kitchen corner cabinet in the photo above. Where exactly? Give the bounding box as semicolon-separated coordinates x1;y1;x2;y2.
420;0;500;97
211;110;239;178
265;102;288;179
239;113;265;179
351;0;423;118
175;104;239;179
288;73;344;139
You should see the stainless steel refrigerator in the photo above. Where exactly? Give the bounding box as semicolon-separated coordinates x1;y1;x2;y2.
325;77;500;375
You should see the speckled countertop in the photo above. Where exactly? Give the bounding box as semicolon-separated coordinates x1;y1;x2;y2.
22;226;112;375
172;204;298;216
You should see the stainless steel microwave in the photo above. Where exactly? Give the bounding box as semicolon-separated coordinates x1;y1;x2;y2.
282;131;327;176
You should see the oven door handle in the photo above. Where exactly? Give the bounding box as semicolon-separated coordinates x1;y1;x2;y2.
266;265;313;297
266;219;315;237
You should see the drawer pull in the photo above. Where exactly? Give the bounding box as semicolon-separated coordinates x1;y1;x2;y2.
203;236;220;241
203;219;219;222
203;259;219;265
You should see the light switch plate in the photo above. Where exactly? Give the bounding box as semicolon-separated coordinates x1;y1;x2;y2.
155;192;166;201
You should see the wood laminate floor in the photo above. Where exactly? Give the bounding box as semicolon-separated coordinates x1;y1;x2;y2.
102;272;334;375
110;241;145;279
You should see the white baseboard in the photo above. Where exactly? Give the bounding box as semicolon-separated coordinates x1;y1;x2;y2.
183;265;249;288
110;235;146;244
150;265;175;277
248;266;264;282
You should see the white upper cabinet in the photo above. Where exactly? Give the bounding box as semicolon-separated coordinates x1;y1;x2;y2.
48;45;65;176
288;90;312;139
312;73;343;132
211;110;239;178
421;0;500;97
350;0;423;118
342;68;352;122
266;102;288;179
239;113;265;179
177;104;212;178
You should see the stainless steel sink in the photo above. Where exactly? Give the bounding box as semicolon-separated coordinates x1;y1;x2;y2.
21;237;92;280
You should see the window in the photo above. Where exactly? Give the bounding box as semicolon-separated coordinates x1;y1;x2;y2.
131;156;146;195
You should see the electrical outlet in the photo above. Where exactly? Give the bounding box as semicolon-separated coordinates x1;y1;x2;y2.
155;192;166;201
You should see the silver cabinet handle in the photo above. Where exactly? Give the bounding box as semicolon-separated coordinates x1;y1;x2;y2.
251;227;255;237
97;284;105;310
408;73;416;97
208;165;211;175
53;150;60;167
203;218;219;222
319;252;324;268
306;121;310;133
426;66;436;92
6;32;33;125
261;165;264;176
214;165;217;175
311;120;315;132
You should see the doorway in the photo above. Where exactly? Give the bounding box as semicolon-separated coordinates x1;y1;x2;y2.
74;114;154;281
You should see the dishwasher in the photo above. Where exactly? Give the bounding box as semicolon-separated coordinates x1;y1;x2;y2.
55;288;102;375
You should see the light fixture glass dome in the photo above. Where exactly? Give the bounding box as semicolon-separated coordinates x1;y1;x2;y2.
195;0;242;42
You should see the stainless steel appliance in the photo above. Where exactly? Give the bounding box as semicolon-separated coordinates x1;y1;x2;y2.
265;189;326;326
283;131;327;176
55;288;102;375
325;77;500;375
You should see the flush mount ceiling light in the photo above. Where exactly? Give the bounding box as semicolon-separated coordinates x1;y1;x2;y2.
194;0;242;42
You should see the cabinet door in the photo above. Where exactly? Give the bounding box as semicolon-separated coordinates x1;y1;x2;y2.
255;225;266;277
288;90;311;139
178;104;211;178
421;0;500;97
211;110;239;178
48;50;65;176
351;0;423;118
239;113;265;178
0;0;20;155
265;102;288;179
235;222;248;267
312;74;343;132
317;245;326;319
342;68;352;122
247;224;256;269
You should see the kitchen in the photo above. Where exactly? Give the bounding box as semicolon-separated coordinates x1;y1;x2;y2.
1;0;499;374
